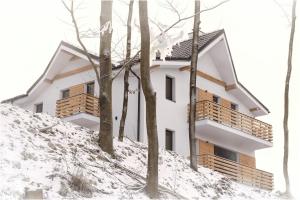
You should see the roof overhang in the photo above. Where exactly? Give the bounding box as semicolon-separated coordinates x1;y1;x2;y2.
1;41;99;104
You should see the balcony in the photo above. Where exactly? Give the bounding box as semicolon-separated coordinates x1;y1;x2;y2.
198;154;273;190
192;100;272;152
56;93;100;127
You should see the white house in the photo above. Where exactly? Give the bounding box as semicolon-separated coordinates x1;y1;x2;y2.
2;29;273;190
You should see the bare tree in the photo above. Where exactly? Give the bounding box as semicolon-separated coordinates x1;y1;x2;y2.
62;0;114;154
139;0;159;197
188;0;200;172
118;0;134;142
98;0;114;154
113;0;230;79
283;0;297;196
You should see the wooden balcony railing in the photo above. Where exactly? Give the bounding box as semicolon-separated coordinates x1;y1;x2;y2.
194;100;272;142
56;93;100;118
198;154;273;191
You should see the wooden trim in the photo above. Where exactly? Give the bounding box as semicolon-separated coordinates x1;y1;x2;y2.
250;107;260;112
61;49;75;56
239;153;256;168
53;65;93;81
179;65;190;71
150;64;160;70
179;66;226;87
44;78;53;84
69;55;81;61
225;84;237;91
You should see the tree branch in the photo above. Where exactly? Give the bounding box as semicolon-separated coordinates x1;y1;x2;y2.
62;0;101;86
112;0;230;79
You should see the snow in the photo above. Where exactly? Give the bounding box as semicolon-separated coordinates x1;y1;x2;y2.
0;103;280;199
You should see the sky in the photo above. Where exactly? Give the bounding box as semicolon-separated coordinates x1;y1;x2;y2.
0;0;299;197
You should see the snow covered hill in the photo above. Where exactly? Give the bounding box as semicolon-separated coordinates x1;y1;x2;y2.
0;103;279;199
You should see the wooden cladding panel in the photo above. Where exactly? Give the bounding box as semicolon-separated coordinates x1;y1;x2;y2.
198;154;273;190
239;153;256;168
69;84;85;97
56;93;99;118
220;98;231;108
197;89;213;101
199;140;214;155
220;98;232;124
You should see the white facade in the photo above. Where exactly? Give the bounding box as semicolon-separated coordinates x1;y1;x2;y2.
4;33;272;160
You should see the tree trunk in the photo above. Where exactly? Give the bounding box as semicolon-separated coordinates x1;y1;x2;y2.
139;0;159;197
189;0;200;171
119;0;134;142
283;0;296;196
99;0;113;154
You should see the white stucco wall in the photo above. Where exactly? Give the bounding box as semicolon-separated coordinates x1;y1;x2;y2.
13;48;260;159
140;53;255;157
17;59;139;141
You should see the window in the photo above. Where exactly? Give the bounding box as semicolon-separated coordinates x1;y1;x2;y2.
214;146;237;162
35;103;43;113
165;129;174;151
62;89;70;99
213;95;219;104
230;103;238;125
231;103;238;110
166;76;175;101
86;82;95;95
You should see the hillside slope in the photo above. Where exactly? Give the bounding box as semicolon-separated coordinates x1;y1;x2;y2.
0;104;278;199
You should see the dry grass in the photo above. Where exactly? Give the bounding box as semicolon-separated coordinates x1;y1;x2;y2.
69;168;93;197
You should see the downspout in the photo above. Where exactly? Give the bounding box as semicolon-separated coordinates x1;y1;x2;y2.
130;69;141;142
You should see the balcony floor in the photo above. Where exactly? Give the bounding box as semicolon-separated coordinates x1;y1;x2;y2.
196;119;272;154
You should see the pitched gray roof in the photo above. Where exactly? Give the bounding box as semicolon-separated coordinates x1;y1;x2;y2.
165;29;224;60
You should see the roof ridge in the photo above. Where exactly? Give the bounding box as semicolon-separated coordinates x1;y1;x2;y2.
176;29;224;44
165;29;224;60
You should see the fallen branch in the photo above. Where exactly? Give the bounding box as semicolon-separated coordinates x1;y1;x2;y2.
39;123;59;133
98;152;188;199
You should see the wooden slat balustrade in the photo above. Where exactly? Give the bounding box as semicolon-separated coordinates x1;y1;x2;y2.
56;93;100;118
198;154;273;191
194;100;272;142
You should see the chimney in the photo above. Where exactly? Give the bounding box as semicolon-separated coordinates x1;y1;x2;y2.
188;30;205;39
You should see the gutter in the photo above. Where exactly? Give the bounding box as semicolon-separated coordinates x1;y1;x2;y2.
130;69;141;142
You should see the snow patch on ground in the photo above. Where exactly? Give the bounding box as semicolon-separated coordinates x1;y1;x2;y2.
0;104;280;199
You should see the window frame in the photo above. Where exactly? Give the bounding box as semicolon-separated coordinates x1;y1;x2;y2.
214;145;237;162
165;75;175;102
35;103;43;113
86;81;95;96
230;103;238;111
165;129;175;151
61;89;70;99
212;95;220;104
